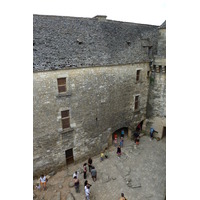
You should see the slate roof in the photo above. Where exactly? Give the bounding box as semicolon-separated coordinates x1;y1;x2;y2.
33;14;159;72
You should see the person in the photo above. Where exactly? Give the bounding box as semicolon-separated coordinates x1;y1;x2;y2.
100;152;104;161
136;123;141;132
84;180;92;189
117;145;121;157
88;157;93;172
35;183;41;191
74;176;80;193
150;128;158;140
83;163;87;179
40;174;48;191
120;193;127;200
104;147;109;158
134;131;140;143
114;137;118;147
120;138;123;148
121;129;125;138
85;184;91;200
73;171;79;179
91;166;97;182
136;138;140;145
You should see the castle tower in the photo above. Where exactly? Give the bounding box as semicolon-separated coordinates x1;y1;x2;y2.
146;21;166;139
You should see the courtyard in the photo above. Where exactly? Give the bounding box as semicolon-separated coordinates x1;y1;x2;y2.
33;135;166;200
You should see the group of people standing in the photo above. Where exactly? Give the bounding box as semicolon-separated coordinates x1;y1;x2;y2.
72;157;97;199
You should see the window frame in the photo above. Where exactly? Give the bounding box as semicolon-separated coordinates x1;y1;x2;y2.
134;95;139;110
136;70;141;82
57;77;66;93
61;110;70;130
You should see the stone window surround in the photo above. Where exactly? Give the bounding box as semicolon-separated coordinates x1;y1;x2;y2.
58;108;74;134
135;68;143;83
134;94;140;111
56;75;72;97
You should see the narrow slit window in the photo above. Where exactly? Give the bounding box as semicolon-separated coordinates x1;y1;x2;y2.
61;110;70;129
136;70;141;81
57;78;66;93
135;95;139;110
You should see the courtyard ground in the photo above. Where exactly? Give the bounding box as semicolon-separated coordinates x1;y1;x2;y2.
33;135;166;200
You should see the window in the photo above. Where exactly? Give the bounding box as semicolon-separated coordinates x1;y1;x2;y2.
147;71;150;78
159;65;162;73
61;110;70;129
57;78;66;93
135;95;139;110
136;70;141;81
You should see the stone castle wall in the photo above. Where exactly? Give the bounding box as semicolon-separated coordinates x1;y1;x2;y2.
33;63;150;177
146;23;166;138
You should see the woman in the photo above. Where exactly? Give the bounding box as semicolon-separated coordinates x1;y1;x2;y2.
117;145;121;157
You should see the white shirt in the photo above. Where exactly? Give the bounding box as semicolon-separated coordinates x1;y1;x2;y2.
73;172;79;178
40;176;46;183
85;187;90;196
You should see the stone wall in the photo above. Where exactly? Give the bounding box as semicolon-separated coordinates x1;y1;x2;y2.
33;63;150;177
146;23;166;138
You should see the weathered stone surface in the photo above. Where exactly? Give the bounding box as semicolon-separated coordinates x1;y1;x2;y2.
69;181;74;188
66;193;75;200
49;171;56;176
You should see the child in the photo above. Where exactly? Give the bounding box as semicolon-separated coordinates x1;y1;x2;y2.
114;138;118;147
83;163;87;179
117;145;121;157
35;183;41;190
120;138;123;148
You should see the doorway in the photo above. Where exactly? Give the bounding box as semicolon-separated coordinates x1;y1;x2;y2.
65;148;74;165
162;126;166;138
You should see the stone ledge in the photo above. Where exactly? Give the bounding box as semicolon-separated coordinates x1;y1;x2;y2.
56;91;72;98
58;127;74;134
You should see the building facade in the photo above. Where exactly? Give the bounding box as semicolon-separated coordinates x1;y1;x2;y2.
33;15;166;177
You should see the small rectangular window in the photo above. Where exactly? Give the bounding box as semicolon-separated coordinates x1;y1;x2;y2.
135;95;139;110
136;70;141;81
61;110;70;129
147;71;150;77
57;78;66;93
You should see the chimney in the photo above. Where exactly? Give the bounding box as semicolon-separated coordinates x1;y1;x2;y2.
93;15;107;21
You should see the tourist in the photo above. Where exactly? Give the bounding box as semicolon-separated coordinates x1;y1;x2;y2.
134;131;140;143
74;176;80;193
91;166;97;182
84;180;92;189
88;157;93;172
120;138;123;148
35;183;41;191
119;193;127;200
121;129;125;138
40;174;48;191
83;163;87;179
73;171;79;179
85;184;91;200
150;127;158;140
117;145;121;157
114;137;118;147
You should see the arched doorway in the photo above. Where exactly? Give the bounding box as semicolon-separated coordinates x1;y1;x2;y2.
108;127;128;146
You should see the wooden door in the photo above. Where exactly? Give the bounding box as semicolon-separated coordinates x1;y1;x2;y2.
65;148;74;165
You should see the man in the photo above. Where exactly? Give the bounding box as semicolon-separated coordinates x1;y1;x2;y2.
91;166;97;182
150;127;158;140
121;129;125;138
120;193;127;200
85;184;90;200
